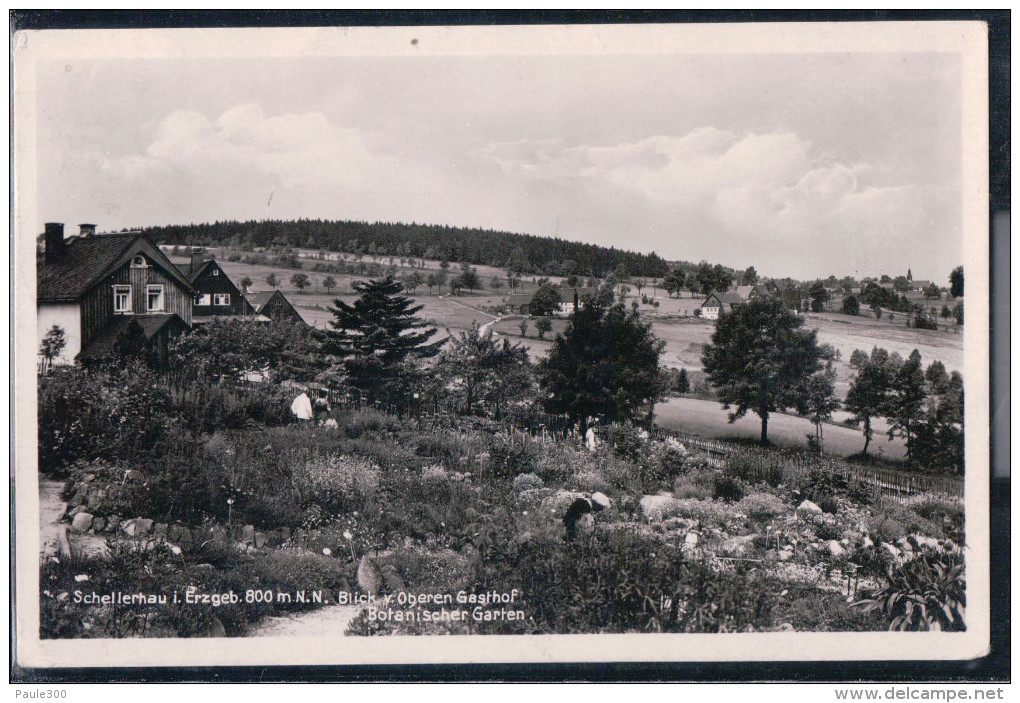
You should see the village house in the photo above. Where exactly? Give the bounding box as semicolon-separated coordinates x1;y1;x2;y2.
37;223;195;367
699;291;747;320
507;287;593;315
180;250;266;324
247;289;306;324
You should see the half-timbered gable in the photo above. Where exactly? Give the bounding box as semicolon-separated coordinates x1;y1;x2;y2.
37;223;194;366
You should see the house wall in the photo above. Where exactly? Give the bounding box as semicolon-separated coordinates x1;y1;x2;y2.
80;261;192;346
191;262;254;317
701;306;720;320
262;293;304;323
37;303;81;365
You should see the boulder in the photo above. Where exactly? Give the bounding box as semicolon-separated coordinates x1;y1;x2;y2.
682;532;699;551
825;540;846;557
106;515;121;532
539;490;586;516
380;564;406;593
70;512;94;533
153;523;168;539
91;517;106;533
241;525;256;545
720;534;758;557
121;518;153;537
778;548;794;562
357;556;382;596
796;500;823;516
254;532;267;549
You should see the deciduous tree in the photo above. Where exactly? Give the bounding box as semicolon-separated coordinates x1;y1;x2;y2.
701;298;824;444
540;289;664;429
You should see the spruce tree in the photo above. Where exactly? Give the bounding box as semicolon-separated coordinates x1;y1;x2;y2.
887;349;927;456
325;275;443;403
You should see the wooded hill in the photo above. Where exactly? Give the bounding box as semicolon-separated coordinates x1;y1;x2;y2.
136;219;672;279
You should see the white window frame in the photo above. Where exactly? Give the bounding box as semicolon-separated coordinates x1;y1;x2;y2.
212;269;219;276
196;293;211;306
130;255;148;268
146;284;165;312
113;285;132;313
213;293;231;306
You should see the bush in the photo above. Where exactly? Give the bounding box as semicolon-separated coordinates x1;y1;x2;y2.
673;473;714;501
725;450;784;487
798;469;874;507
38;363;170;475
713;474;745;502
512;473;544;493
292;453;381;515
854;548;966;631
607;424;649;463
734;493;787;523
906;495;965;543
168;380;294;432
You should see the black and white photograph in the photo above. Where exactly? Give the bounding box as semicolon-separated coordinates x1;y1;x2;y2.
13;19;992;670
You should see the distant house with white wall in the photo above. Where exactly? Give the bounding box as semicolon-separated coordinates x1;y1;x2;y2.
36;223;195;368
699;291;746;320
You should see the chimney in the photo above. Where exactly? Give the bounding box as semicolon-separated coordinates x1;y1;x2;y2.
44;223;65;263
78;223;97;237
189;248;206;274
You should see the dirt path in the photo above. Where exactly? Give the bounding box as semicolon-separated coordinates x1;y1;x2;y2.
248;604;364;637
39;479;68;558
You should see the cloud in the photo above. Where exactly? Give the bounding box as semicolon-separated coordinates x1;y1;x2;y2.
478;128;956;275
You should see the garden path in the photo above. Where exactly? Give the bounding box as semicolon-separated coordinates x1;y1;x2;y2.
39;479;68;558
248;603;364;637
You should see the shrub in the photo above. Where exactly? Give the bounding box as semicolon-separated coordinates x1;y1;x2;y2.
512;473;544;493
713;474;745;502
854;548;966;631
735;493;787;523
816;494;840;515
607;423;649;463
906;495;965;543
38;363;170;474
673;475;713;501
868;504;941;541
292;453;381;515
421;464;449;483
725;451;784;487
798;469;874;507
168;380;294;432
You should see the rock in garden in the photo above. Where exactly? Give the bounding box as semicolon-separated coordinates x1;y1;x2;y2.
720;534;757;557
778;548;794;562
913;535;939;550
861;535;874;548
380;564;406;593
254;532;267;549
357;556;383;596
153;523;168;539
122;518;153;537
70;512;94;533
796;500;823;516
883;543;902;559
91;517;106;533
825;540;845;557
682;532;699;551
241;525;256;544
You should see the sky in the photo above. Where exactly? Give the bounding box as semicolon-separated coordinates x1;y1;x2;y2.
27;29;966;281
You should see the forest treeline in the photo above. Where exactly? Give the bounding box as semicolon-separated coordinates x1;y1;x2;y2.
137;219;674;279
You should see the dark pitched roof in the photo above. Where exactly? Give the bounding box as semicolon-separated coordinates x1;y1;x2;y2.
702;292;746;307
247;291;275;311
77;314;185;359
183;258;215;281
38;233;194;302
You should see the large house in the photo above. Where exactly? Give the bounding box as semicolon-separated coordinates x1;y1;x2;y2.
247;289;306;324
37;223;195;367
181;251;262;324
